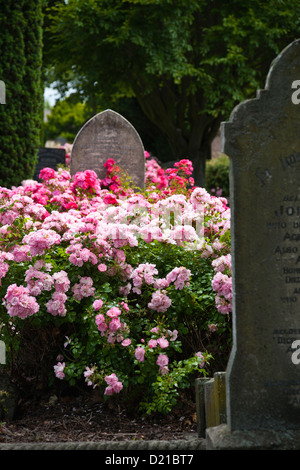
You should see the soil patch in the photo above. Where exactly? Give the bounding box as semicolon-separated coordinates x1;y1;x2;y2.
0;391;198;443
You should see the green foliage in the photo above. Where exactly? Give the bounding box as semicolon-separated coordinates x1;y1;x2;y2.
206;154;230;198
0;1;43;188
140;355;211;415
44;96;92;142
43;0;300;184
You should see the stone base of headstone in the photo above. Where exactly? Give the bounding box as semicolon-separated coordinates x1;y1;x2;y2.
195;372;226;437
206;424;300;450
0;366;18;421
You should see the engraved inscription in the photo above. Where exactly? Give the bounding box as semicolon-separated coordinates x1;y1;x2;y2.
268;194;300;302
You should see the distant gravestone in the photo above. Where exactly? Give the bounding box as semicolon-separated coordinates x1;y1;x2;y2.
33;148;66;181
0;341;5;365
0;80;5;104
207;39;300;449
70;109;145;188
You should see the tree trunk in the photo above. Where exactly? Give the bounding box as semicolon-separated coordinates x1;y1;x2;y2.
135;83;222;187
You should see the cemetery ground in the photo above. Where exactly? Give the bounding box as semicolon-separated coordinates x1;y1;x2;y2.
0;384;198;443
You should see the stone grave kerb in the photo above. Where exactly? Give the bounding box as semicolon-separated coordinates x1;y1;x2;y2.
70;109;145;189
206;39;300;449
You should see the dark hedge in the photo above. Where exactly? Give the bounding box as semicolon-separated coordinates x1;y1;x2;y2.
0;1;43;188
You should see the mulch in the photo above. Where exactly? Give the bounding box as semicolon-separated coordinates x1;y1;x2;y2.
0;390;198;443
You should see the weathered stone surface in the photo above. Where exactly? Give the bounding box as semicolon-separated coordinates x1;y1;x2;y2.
0;341;5;365
195;378;210;437
206;424;300;450
221;39;300;434
195;373;226;438
0;438;206;451
70;109;145;188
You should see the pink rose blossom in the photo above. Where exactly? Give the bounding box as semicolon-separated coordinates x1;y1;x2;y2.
134;346;145;362
195;352;205;368
52;271;70;293
95;313;107;331
46;291;67;316
93;299;104;311
157;337;169;348
54;362;65;379
23;229;61;256
98;263;107;272
109;317;121;332
39;167;57;182
84;366;95;386
104;373;123;395
4;283;40;319
120;301;129;311
148;339;158;348
156;354;169;368
148;290;171;312
106;306;121;318
150;327;160;334
72;276;95;300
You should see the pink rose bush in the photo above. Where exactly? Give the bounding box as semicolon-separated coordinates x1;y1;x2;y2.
0;152;231;414
211;254;232;314
4;283;40;319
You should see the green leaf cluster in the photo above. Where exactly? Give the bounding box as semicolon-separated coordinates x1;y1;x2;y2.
43;0;300;186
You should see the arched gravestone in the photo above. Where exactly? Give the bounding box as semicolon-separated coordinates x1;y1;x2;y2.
207;39;300;449
70;109;145;189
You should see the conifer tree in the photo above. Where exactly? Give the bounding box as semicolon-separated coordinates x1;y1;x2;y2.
0;1;43;188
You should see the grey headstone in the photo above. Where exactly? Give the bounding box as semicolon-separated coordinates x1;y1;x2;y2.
33;148;66;181
70;109;145;188
212;39;300;446
0;80;5;104
0;341;5;364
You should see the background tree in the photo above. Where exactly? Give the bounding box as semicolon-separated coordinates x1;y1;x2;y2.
0;1;43;188
44;95;91;143
44;0;300;185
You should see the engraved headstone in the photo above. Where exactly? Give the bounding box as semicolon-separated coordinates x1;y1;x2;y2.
207;39;300;449
70;109;145;188
33;148;66;181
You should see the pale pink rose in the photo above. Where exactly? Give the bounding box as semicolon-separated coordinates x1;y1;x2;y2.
148;339;158;348
95;314;107;332
135;346;145;362
105;373;118;387
106;306;121;318
109;317;121;332
54;362;65;380
157;337;169;348
156;354;169;368
148;290;171;312
93;299;104;311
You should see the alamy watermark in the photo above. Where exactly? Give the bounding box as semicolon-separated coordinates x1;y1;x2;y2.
291;80;300;104
101;203;205;241
291;340;300;364
0;80;5;104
